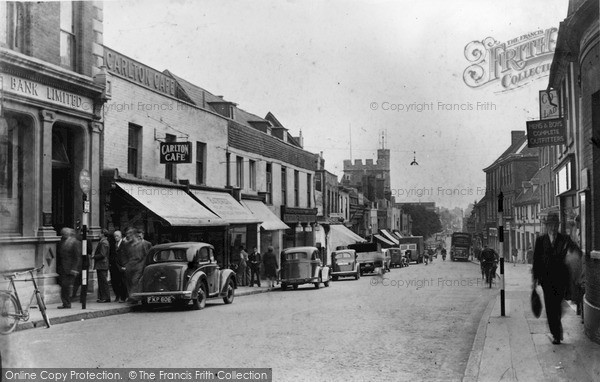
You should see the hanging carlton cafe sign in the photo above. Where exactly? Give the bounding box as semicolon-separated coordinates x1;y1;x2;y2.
462;27;558;91
160;142;192;164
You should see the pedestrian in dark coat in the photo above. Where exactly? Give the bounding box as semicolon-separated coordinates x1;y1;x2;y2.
248;247;262;287
263;246;278;288
93;229;111;302
124;228;149;303
110;230;128;302
532;213;579;345
57;228;81;309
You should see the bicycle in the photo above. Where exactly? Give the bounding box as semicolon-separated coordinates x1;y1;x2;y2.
0;265;51;334
481;261;497;288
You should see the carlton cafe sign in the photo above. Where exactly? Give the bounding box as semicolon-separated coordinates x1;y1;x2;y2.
160;141;192;164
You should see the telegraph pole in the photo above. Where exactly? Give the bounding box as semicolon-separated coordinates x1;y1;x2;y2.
498;192;505;316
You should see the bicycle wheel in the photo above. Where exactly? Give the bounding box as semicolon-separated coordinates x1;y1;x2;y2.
35;291;51;329
0;293;19;334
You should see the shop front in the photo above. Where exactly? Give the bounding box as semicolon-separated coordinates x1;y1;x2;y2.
281;206;318;249
189;189;262;263
104;178;229;266
1;49;106;301
241;199;289;257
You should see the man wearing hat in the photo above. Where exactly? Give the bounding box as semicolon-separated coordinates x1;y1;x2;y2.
532;212;579;344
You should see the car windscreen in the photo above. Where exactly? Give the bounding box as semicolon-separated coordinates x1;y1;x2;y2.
153;248;189;262
333;252;352;259
285;251;309;260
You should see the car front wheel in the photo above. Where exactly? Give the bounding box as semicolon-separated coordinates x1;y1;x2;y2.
222;278;235;304
191;282;207;310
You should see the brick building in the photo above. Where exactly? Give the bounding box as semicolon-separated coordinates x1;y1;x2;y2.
547;0;600;343
482;131;539;257
0;2;107;298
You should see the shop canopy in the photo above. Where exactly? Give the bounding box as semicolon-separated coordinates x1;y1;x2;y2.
241;200;290;230
190;190;261;225
380;229;400;245
328;224;366;250
115;182;226;226
373;234;395;247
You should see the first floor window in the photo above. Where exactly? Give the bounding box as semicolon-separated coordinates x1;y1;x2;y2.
196;142;206;185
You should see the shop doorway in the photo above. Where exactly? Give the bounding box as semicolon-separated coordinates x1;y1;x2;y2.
52;127;74;233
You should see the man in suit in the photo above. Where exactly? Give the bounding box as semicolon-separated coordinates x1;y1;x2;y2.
57;228;81;309
93;229;111;302
532;212;579;344
113;230;129;302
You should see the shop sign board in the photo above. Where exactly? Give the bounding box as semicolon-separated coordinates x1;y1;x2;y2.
160;142;192;164
526;118;566;148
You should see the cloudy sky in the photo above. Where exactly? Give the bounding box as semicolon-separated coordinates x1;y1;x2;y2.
103;0;569;209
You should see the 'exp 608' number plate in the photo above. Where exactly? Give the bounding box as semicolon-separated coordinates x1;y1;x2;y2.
147;296;173;304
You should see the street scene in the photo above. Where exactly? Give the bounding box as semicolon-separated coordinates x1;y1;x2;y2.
2;0;600;381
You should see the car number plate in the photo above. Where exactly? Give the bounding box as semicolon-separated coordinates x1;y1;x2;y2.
147;296;173;304
337;262;349;266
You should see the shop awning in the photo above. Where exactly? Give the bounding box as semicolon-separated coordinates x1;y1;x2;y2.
380;229;399;245
329;224;366;250
115;182;226;226
190;190;261;225
373;234;394;246
241;200;290;230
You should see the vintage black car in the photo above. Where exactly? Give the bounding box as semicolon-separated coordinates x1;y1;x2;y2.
131;242;237;310
330;249;360;280
279;246;330;290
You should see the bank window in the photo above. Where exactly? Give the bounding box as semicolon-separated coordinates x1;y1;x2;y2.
60;1;76;70
7;2;25;53
307;174;312;207
281;166;287;206
0;116;24;234
196;141;206;185
266;162;272;204
236;156;244;188
249;160;256;190
127;124;141;177
165;134;176;182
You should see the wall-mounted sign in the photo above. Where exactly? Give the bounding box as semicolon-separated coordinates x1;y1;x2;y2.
160;142;192;164
3;74;94;113
526;118;566;148
104;48;177;98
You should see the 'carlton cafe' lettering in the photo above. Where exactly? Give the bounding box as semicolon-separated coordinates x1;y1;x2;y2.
161;143;190;162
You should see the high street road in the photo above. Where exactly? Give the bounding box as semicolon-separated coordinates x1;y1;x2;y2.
1;259;496;381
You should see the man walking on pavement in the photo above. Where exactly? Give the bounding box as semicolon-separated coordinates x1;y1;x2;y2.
532;212;580;344
248;246;261;287
57;228;81;309
110;230;128;302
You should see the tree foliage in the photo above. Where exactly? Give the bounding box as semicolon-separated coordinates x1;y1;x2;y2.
403;205;442;239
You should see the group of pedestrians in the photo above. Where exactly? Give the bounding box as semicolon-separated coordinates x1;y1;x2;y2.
232;246;279;288
56;226;151;308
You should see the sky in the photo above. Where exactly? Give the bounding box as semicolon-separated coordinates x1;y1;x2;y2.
103;0;570;210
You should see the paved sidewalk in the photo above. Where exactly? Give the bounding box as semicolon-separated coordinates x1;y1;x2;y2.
463;261;600;382
15;284;272;332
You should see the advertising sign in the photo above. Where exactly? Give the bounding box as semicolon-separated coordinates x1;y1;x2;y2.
540;89;560;120
526;118;566;148
160;142;192;164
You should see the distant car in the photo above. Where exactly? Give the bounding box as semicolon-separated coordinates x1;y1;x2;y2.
131;242;237;310
388;248;408;268
279;246;330;290
331;249;360;280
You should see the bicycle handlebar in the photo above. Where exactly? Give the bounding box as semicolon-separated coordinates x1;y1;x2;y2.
1;265;44;279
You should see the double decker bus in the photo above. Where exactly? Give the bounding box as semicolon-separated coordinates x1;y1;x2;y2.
450;232;472;261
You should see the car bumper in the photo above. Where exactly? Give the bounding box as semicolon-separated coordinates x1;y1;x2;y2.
279;277;319;284
131;291;193;300
331;271;357;277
